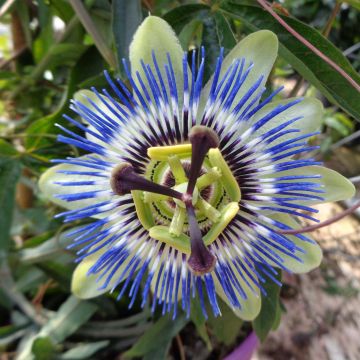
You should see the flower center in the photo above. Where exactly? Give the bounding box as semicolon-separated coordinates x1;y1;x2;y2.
110;126;241;275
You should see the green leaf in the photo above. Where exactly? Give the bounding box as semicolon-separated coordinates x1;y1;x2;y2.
220;2;360;120
18;227;77;264
206;297;243;346
32;337;57;360
343;0;360;11
60;340;109;359
40;296;97;343
0;139;18;157
17;297;97;360
163;4;210;33
0;158;21;251
112;0;142;70
26;46;105;150
124;314;188;359
190;299;212;350
252;271;281;342
200;12;237;81
37;261;73;290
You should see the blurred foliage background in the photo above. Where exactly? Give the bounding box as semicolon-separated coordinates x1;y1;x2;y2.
0;0;359;359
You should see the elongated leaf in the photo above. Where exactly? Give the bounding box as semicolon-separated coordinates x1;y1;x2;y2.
0;158;21;251
112;0;142;70
32;337;57;360
60;340;109;359
17;296;97;360
26;46;105;150
18;227;79;264
252;271;282;342
200;12;236;81
40;296;97;343
124;314;188;359
163;4;210;33
206;298;243;346
220;2;360;120
190;299;212;350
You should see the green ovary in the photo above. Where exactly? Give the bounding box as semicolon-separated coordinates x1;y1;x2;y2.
131;144;241;252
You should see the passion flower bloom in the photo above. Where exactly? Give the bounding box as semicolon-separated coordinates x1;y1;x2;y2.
39;16;354;320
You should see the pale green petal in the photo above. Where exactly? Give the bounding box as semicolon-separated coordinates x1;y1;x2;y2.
266;165;355;204
39;160;112;215
129;16;187;106
73;89;114;144
71;247;109;299
201;30;278;112
266;213;322;273
213;265;261;321
72;241;142;299
248;97;323;144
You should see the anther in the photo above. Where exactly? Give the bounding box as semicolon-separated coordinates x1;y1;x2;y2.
187;126;220;195
110;163;183;200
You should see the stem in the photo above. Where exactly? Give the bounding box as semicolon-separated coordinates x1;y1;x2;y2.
322;2;341;38
256;0;360;93
176;334;186;360
288;76;304;98
278;199;360;235
69;0;116;68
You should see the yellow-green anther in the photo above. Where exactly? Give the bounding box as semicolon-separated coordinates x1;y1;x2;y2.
204;202;239;246
147;143;192;161
131;190;155;229
149;225;190;253
208;148;241;202
168;155;187;184
143;192;169;203
169;205;186;236
196;167;222;189
196;197;221;223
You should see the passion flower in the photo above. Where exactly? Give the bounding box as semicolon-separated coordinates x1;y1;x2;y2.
39;16;355;320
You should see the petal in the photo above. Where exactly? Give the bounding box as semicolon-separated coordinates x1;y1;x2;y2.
201;30;278;112
71;247;110;299
39;160;112;214
129;16;186;105
73;89;117;144
71;247;136;299
213;272;261;321
249;97;323;144
267;165;355;204
72;234;149;299
266;212;322;274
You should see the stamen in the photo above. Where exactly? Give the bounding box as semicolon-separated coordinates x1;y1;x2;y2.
187;126;220;195
186;203;216;275
196;197;221;223
168;155;187;184
110;163;183;200
169;205;186;236
196;167;222;189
